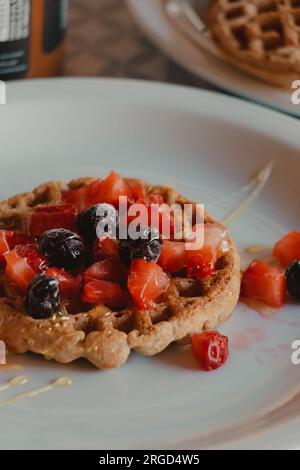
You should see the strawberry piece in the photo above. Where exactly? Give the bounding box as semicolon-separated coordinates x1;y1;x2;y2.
191;331;229;371
158;240;186;273
82;279;127;308
63;180;103;212
131;194;174;238
4;248;37;294
241;260;286;308
84;258;128;284
16;244;49;274
186;223;229;280
28;204;77;237
93;236;119;261
0;230;14;263
63;172;133;211
128;259;170;309
99;171;133;207
187;248;215;281
129;183;147;201
273;231;300;268
46;267;82;299
11;233;33;248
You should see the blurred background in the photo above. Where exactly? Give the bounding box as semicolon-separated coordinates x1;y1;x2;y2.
0;0;210;87
0;0;297;115
64;0;201;86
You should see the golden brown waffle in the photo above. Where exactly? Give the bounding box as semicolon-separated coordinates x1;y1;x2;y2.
206;0;300;88
0;178;241;369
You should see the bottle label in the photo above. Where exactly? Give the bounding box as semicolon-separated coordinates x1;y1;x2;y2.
43;0;68;53
0;0;31;79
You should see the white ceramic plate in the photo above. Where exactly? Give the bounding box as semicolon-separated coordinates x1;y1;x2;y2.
128;0;300;117
1;78;300;450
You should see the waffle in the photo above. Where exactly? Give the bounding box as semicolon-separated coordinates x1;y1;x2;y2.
206;0;300;88
0;178;241;369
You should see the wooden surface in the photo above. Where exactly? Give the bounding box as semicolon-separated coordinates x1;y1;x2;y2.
63;0;211;88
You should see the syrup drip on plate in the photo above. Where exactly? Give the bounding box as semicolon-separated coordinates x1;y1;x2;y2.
245;245;268;254
0;375;29;393
222;161;274;226
0;376;72;408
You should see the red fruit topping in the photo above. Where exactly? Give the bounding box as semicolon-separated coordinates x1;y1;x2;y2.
128;259;170;309
93;236;119;261
82;279;127;308
63;172;133;211
11;233;33;248
241;260;286;308
131;194;174;238
4;249;37;294
273;231;300;268
84;258;127;284
0;230;14;263
16;244;49;274
46;267;82;299
129;183;147;201
191;331;229;371
29;204;77;237
63;180;103;212
186;223;229;280
99;171;133;207
158;240;186;273
187;248;215;281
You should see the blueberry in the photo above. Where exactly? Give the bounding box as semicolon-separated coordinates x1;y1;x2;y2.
286;260;300;299
78;203;117;242
119;226;162;267
39;228;84;270
26;275;61;319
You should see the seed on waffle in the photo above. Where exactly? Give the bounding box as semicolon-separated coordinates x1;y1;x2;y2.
0;176;240;369
206;0;300;88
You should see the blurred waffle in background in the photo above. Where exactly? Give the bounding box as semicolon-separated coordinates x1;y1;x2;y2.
206;0;300;89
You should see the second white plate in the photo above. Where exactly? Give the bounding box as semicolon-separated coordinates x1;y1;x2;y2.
128;0;300;117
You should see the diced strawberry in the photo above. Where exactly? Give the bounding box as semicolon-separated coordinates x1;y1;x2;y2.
28;204;77;237
82;279;127;308
93;236;119;261
187;248;215;281
16;244;48;274
128;259;170;309
46;267;82;299
99;171;133;207
63;172;133;211
158;240;186;273
191;331;229;371
0;230;14;263
131;194;174;238
273;231;300;268
84;258;128;284
63;180;103;212
4;249;37;294
241;260;286;308
129;183;147;201
11;233;33;248
186;223;229;280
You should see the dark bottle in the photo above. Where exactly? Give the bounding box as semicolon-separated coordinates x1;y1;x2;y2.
0;0;68;80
